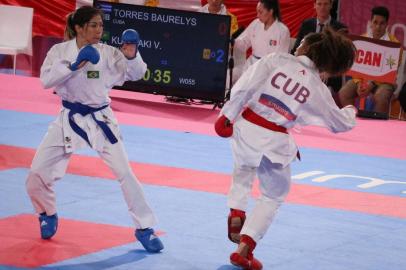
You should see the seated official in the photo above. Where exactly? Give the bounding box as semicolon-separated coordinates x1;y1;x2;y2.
105;0;159;6
198;0;239;35
198;0;241;91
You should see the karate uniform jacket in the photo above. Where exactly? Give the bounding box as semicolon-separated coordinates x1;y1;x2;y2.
235;19;290;71
221;53;356;167
40;39;147;152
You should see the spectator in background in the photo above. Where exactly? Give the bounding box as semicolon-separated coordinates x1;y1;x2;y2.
104;0;159;6
291;0;347;95
338;6;400;115
198;0;239;35
234;0;290;81
144;0;159;7
198;0;241;93
291;0;347;53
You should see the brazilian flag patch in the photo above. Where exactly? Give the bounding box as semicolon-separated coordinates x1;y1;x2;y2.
87;71;99;79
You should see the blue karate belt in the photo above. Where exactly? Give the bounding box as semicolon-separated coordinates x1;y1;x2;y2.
62;100;118;146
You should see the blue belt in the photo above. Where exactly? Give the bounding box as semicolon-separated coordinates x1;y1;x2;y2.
62;100;118;146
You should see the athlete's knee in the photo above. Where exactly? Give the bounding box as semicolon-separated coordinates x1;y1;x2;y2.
26;170;44;196
113;166;133;182
263;178;291;201
374;87;392;103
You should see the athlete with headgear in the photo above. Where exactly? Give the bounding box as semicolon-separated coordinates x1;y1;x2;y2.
215;28;357;269
26;5;163;253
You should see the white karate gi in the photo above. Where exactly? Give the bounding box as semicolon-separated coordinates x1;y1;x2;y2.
221;53;356;242
235;19;290;74
26;39;157;229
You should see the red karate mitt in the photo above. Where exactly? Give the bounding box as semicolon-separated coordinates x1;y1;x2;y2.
215;115;233;137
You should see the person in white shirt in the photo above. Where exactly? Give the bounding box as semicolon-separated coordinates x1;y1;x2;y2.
198;0;241;92
198;0;228;15
215;29;357;270
26;6;163;253
338;6;400;115
198;0;239;35
234;0;290;78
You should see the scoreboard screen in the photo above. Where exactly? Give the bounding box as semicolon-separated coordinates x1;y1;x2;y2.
94;1;231;102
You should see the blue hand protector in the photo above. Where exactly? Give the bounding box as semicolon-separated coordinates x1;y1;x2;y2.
122;29;140;45
70;44;100;71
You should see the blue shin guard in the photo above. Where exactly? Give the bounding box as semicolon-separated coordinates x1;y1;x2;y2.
39;213;58;239
135;228;164;253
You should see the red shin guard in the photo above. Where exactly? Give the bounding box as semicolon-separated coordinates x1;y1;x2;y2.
228;209;246;243
230;235;263;270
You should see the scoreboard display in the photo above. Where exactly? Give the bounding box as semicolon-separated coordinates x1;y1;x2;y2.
94;1;231;102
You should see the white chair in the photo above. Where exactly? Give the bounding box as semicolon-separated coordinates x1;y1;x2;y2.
0;5;33;74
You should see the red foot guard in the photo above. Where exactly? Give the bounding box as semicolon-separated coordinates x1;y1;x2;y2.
228;209;246;243
230;235;263;270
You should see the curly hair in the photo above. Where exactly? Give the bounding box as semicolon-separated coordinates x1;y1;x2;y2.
303;27;356;75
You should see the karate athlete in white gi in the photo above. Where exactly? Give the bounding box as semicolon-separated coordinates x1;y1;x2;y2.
235;0;290;78
26;6;163;253
215;29;357;269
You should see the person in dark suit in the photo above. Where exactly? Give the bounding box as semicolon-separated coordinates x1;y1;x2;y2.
291;0;348;95
291;0;347;54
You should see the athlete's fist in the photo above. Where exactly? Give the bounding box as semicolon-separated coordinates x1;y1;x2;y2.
344;104;358;114
215;115;233;138
121;29;140;59
70;45;100;71
122;29;140;45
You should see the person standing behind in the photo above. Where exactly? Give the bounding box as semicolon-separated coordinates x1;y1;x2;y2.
291;0;347;94
198;0;239;35
198;0;241;94
291;0;347;54
26;6;164;253
234;0;290;79
104;0;158;6
215;29;357;269
338;6;400;116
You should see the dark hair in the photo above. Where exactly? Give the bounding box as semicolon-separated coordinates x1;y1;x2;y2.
260;0;281;21
303;27;356;75
371;6;390;22
65;6;103;39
